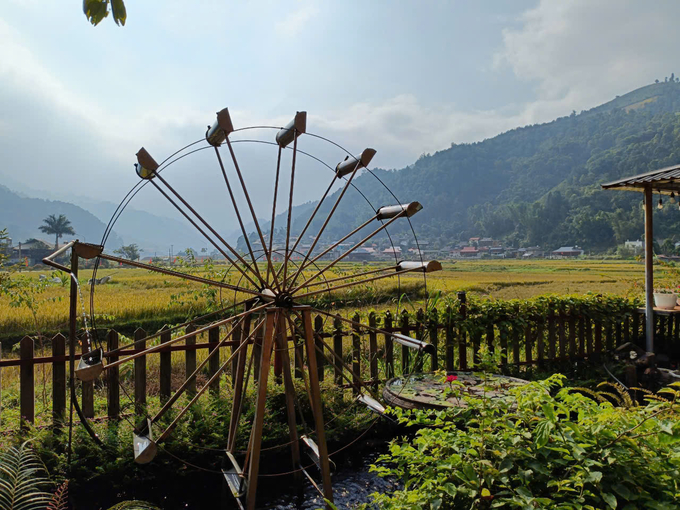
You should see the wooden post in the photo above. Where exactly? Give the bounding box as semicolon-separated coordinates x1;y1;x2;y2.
208;325;220;396
253;317;263;382
185;324;197;396
524;325;533;365
52;333;66;426
294;318;303;380
558;314;566;359
384;312;394;379
301;309;333;508
512;326;520;367
67;247;78;464
400;311;410;374
368;312;378;386
632;312;640;343
445;306;454;372
594;321;603;356
20;336;34;427
160;326;171;404
333;315;343;385
578;314;586;357
500;322;508;367
568;315;576;358
106;330;120;420
429;309;439;371
586;317;593;355
644;184;654;352
315;315;325;383
536;319;544;367
458;292;468;370
134;327;147;414
246;311;277;510
486;323;494;355
605;321;613;352
81;333;94;419
547;314;556;360
352;313;361;393
414;309;425;373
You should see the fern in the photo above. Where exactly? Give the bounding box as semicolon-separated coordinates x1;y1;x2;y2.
47;481;68;510
0;441;52;510
568;387;606;403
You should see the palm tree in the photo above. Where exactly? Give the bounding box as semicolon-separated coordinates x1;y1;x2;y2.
38;214;75;250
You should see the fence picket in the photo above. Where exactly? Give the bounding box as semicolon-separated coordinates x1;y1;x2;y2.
20;336;34;427
444;308;454;372
160;326;171;404
185;324;197;396
524;325;533;365
368;313;378;386
558;314;566;359
352;313;361;393
400;311;410;374
594;321;603;356
52;333;66;426
384;313;394;379
208;326;220;396
568;315;576;358
547;314;556;360
458;293;468;370
430;309;439;371
536;320;544;367
315;315;325;383
81;333;94;419
333;315;343;385
134;328;147;414
106;330;119;420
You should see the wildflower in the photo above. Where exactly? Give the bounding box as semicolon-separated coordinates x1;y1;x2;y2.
446;374;458;382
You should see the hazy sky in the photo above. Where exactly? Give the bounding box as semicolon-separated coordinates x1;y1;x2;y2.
2;0;680;229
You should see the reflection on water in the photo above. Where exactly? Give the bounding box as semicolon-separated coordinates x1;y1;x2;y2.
262;443;399;510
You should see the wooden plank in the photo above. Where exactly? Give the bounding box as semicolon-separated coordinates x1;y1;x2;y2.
134;327;146;414
594;321;602;355
524;325;533;365
605;321;613;352
20;336;34;427
430;309;439;371
547;314;556;360
315;315;325;383
185;324;197;396
444;308;454;372
106;330;119;420
368;313;378;386
81;333;94;419
253;317;263;382
384;313;394;379
473;330;482;368
632;312;640;343
512;326;520;367
536;320;544;366
568;315;576;358
486;323;495;355
458;292;468;370
294;318;304;380
499;324;508;367
333;315;343;385
208;325;220;396
400;311;410;374
578;315;586;357
52;333;67;426
352;313;361;393
558;314;566;359
586;317;593;355
623;316;630;346
615;320;623;349
415;309;425;373
160;326;171;404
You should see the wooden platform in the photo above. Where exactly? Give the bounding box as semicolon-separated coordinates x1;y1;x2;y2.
637;306;680;316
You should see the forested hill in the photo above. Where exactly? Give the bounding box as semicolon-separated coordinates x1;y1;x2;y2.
262;80;680;253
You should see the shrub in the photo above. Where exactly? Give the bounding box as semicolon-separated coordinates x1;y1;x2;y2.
366;374;680;509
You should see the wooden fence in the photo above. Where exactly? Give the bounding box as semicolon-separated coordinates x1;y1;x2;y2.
2;295;675;430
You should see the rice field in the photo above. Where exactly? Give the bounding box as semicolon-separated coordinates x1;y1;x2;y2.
0;258;653;340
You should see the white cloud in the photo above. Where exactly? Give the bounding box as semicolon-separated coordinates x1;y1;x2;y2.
494;0;680;117
275;1;319;37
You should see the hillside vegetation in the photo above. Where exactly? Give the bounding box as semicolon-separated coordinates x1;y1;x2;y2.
269;80;680;253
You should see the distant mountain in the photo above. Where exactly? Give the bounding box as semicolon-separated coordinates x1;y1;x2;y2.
248;80;680;253
0;185;123;248
0;186;207;255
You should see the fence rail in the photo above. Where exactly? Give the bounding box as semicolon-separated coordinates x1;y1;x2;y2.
2;293;674;430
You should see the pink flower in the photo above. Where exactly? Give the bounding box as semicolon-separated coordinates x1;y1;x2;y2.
446;375;458;382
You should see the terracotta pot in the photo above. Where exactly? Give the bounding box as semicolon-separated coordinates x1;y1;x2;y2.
654;293;677;310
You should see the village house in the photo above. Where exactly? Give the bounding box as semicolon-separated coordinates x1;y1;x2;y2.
551;246;584;259
460;246;480;258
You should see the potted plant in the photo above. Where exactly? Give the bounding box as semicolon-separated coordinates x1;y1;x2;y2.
654;287;678;309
